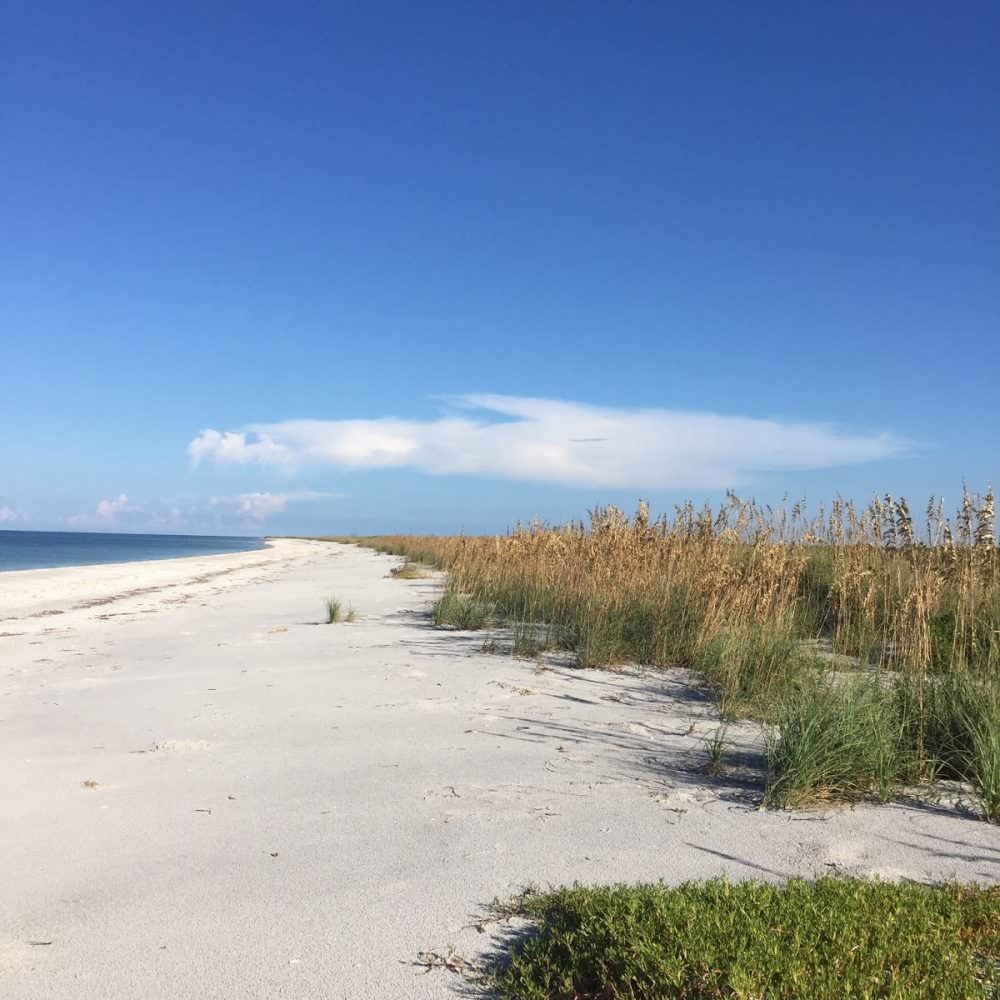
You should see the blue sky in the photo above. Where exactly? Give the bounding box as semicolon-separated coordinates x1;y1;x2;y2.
2;2;997;535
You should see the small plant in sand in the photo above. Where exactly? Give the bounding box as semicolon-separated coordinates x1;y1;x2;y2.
702;727;729;776
325;597;357;623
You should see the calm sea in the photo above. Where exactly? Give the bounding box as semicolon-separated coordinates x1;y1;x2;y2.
0;530;267;572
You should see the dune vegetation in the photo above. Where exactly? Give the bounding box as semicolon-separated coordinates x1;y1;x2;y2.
484;878;999;999
324;596;357;623
347;485;999;819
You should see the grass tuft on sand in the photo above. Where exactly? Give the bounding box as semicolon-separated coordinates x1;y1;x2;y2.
433;591;492;630
325;597;357;623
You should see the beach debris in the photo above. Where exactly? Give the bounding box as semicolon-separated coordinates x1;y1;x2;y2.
81;778;99;789
489;679;537;695
143;739;214;753
412;948;470;975
194;808;212;814
422;785;461;801
472;888;538;933
27;940;52;946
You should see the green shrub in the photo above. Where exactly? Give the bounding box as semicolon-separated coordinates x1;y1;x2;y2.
490;878;1000;999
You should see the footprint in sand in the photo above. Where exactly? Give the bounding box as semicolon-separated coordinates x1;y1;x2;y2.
424;786;462;800
147;739;216;753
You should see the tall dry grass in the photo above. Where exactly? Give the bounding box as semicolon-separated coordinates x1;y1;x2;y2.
350;485;998;817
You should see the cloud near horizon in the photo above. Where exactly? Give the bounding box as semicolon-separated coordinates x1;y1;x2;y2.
214;490;340;519
0;505;22;524
67;490;338;531
96;493;130;519
187;394;910;490
68;493;134;526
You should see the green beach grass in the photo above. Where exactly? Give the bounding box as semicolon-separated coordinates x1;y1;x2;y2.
340;486;1000;819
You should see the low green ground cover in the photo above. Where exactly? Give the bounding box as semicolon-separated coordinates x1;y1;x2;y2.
488;878;1000;1000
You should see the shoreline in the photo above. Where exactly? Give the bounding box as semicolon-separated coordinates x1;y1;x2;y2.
0;529;271;581
0;537;322;626
0;537;273;578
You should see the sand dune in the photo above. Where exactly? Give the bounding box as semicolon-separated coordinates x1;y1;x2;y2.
1;541;997;998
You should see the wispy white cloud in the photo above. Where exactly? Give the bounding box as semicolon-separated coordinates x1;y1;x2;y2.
213;490;341;519
68;493;133;526
96;493;130;519
68;490;339;531
188;430;292;467
187;394;909;490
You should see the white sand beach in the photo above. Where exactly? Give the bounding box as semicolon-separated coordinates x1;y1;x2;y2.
2;540;997;999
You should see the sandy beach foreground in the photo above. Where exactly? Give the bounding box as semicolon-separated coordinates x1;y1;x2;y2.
1;540;997;999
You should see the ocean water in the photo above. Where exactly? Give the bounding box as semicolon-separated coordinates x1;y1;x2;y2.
0;530;267;572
